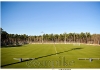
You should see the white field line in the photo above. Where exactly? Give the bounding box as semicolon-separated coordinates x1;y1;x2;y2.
54;44;57;55
31;43;100;46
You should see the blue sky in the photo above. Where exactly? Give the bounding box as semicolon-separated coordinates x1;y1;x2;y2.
1;2;100;35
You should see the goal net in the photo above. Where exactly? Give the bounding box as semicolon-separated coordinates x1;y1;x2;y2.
73;42;80;46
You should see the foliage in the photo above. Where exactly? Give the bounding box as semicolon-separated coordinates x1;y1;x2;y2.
1;28;100;46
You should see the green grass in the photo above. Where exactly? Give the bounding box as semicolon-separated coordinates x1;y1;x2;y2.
1;44;100;68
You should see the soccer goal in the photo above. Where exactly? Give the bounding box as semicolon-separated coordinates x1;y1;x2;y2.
73;42;80;46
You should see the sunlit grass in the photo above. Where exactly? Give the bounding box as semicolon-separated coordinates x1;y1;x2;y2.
1;44;100;68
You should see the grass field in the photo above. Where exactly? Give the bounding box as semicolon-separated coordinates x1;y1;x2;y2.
1;44;100;68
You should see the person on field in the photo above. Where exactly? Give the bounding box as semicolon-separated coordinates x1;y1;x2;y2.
20;58;22;62
89;58;92;62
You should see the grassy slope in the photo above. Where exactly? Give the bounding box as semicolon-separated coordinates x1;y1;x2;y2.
1;44;100;68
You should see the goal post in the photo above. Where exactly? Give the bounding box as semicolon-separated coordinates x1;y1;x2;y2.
73;42;80;46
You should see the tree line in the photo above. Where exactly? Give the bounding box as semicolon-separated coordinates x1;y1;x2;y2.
1;28;100;46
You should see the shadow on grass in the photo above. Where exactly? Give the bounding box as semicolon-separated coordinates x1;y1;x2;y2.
1;45;23;48
1;47;83;68
1;44;29;48
35;48;83;59
1;59;33;68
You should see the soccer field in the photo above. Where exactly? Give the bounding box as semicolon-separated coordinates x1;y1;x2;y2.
1;44;100;68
